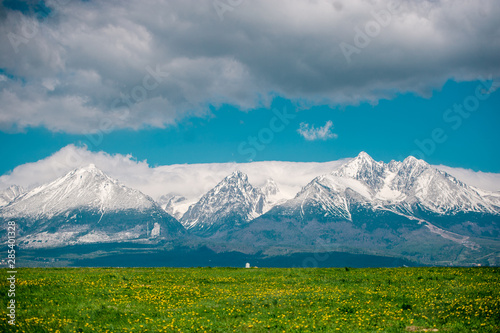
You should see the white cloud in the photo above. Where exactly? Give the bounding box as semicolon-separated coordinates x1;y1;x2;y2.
434;165;500;193
0;145;347;202
0;0;499;133
298;120;338;141
1;146;499;209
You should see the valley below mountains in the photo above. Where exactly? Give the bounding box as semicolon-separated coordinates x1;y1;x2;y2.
1;152;499;267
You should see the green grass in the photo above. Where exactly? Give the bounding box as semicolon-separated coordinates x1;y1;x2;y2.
1;267;499;332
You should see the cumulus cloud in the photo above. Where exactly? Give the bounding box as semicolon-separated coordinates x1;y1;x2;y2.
298;120;338;141
0;0;498;133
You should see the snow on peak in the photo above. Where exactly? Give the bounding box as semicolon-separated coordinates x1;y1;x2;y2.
79;163;100;172
334;152;385;189
181;171;267;232
1;166;155;219
261;178;279;197
260;178;287;213
0;185;24;207
336;152;379;174
356;151;373;161
286;152;500;219
158;194;187;220
227;170;248;181
403;155;418;163
401;155;429;169
231;170;245;176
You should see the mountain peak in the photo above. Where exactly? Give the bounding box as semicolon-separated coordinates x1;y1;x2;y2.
402;155;429;168
65;164;109;183
335;151;380;176
230;170;245;176
226;170;248;182
1;165;156;220
331;152;386;190
264;178;277;186
181;170;265;234
77;163;103;174
356;151;374;161
261;178;279;197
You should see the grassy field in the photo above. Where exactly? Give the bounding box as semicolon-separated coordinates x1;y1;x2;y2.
0;267;499;332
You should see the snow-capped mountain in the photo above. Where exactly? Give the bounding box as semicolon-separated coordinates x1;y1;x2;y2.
0;165;184;248
181;171;281;235
177;152;499;241
334;151;387;190
2;164;154;219
276;152;500;220
221;152;500;265
261;178;287;207
389;156;499;215
0;185;24;207
158;194;188;220
1;153;498;265
261;178;279;198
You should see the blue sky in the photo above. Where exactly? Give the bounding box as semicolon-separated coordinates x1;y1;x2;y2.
1;79;498;175
1;0;499;177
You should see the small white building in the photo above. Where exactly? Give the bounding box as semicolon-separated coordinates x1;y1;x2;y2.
245;262;250;268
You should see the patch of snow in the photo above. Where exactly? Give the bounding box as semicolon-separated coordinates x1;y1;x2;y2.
151;222;161;237
375;171;404;201
20;231;79;249
0;185;24;207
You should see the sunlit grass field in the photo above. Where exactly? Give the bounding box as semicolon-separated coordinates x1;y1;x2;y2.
1;267;499;332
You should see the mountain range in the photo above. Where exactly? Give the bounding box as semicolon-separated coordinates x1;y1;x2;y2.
1;153;499;266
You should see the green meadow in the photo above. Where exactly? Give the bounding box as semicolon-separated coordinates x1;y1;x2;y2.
1;267;499;332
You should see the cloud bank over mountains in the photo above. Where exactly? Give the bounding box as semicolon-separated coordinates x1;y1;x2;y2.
1;145;499;205
0;144;348;201
1;0;499;133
